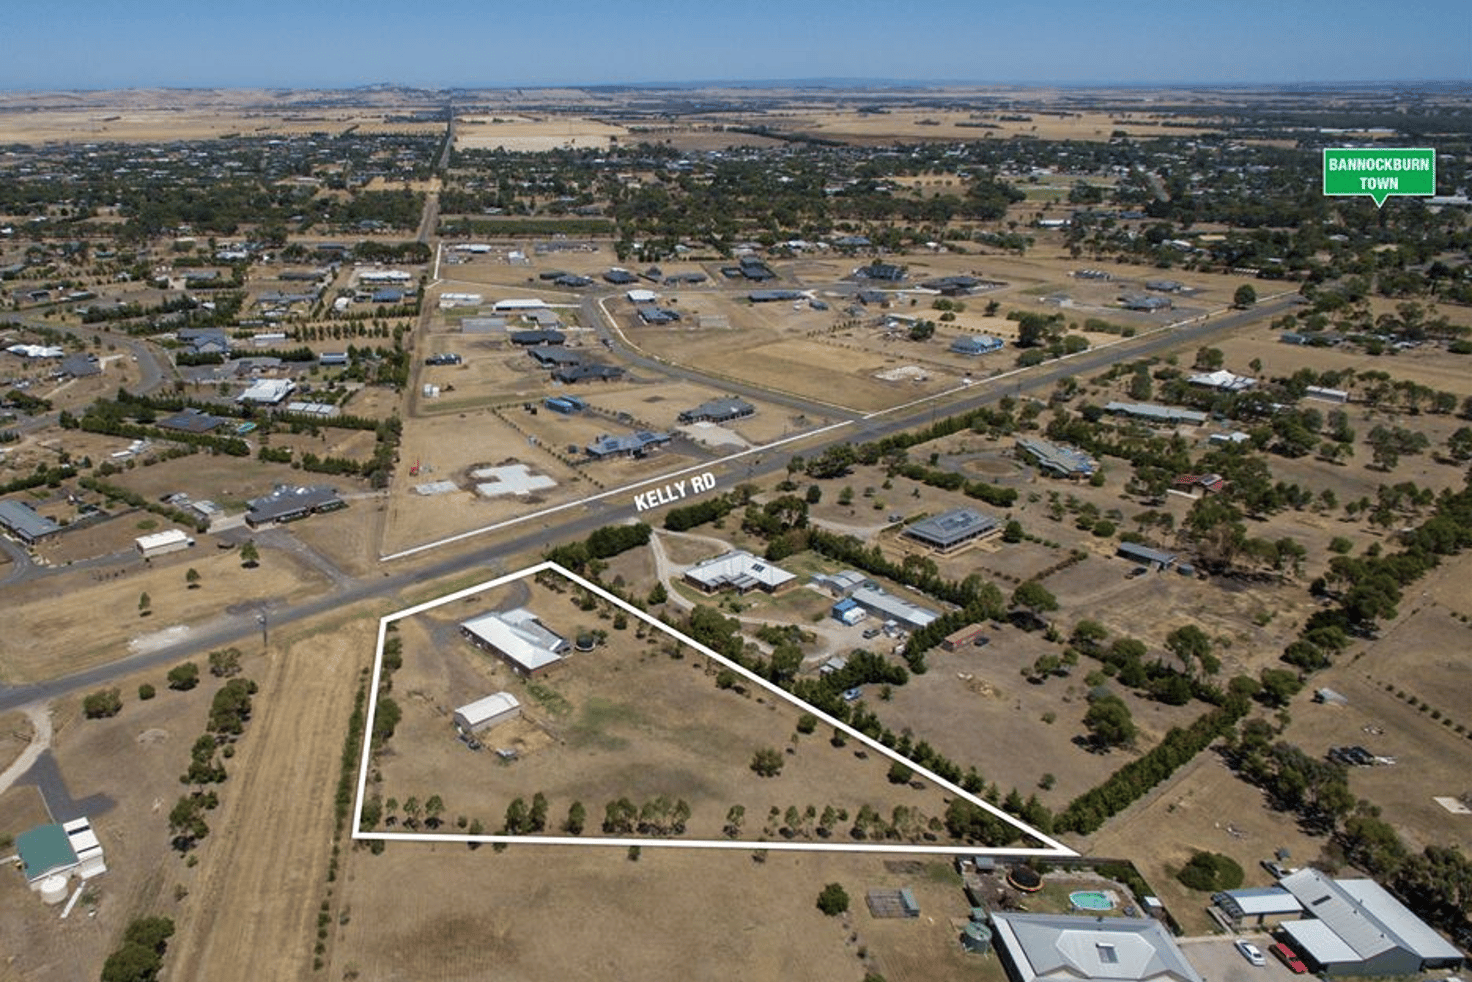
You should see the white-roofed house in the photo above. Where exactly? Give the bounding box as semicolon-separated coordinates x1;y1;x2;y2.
991;912;1205;982
683;551;796;595
461;609;570;678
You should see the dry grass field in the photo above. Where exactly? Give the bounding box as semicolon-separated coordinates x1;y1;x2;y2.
455;114;627;151
0;635;357;981
874;621;1204;812
162;614;375;981
374;579;968;848
0;709;34;776
0;546;330;683
0;95;444;143
330;844;980;982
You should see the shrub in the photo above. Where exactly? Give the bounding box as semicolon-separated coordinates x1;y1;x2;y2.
1176;850;1244;892
167;662;200;691
750;748;784;777
83;688;122;719
816;882;850;916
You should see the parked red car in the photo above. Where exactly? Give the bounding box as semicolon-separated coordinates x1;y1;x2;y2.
1270;942;1308;974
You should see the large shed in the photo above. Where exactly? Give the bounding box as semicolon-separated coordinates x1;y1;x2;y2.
136;528;194;559
453;692;521;734
1117;542;1177;569
1276;868;1464;976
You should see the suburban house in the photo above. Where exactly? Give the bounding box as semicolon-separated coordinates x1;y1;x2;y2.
510;329;566;347
0;499;62;545
990;912;1205;982
176;328;230;357
158;407;226;433
678;397;755;424
683;550;796;594
527;345;583;368
949;335;1006;356
56;353;100;378
554;364;624;384
1016;437;1096;479
461;609;569;678
904;508;1002;553
1188;370;1256;392
585;431;670;459
244;484;344;527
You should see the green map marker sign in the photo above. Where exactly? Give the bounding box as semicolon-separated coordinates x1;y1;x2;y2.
1324;148;1436;207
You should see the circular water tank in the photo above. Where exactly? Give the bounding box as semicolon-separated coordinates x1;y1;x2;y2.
39;875;69;904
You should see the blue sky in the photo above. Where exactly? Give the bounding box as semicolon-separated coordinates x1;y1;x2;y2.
4;0;1467;89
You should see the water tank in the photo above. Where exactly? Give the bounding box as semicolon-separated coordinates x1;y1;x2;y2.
39;875;69;905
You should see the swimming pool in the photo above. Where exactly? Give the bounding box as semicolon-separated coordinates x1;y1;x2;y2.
1070;891;1116;911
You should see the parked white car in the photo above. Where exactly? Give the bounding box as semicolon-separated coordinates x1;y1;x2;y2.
1235;940;1267;967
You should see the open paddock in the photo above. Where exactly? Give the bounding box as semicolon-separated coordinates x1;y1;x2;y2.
0;106;444;143
878;619;1205;812
374;580;975;849
330;844;960;982
0;546;331;683
384;412;589;555
776;107;1220;145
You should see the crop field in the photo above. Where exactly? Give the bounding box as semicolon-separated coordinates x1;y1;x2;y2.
779;108;1220;144
454;114;628;151
0;106;443;143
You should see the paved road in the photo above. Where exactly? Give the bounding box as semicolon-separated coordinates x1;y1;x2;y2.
0;293;1298;713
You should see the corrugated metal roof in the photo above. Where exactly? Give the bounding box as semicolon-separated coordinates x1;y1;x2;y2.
0;499;62;540
1277;868;1463;962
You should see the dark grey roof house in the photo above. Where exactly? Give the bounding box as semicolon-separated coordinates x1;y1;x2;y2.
678;397;755;424
904;508;1001;552
528;346;583;367
554;364;624;384
245;485;344;527
585;431;671;459
0;499;62;544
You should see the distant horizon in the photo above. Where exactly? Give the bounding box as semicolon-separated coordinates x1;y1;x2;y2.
2;0;1466;92
1;76;1466;96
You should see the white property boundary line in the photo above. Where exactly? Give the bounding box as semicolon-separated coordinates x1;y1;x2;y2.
352;560;1076;857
